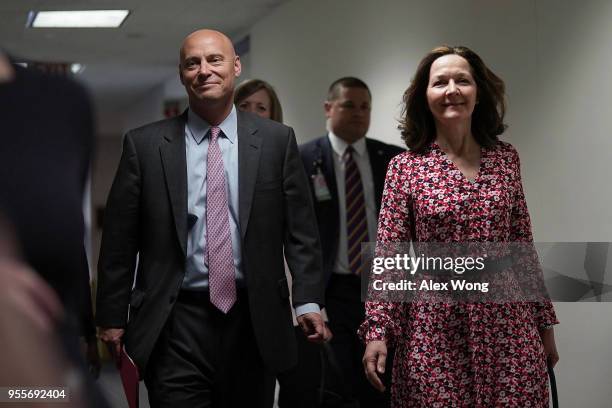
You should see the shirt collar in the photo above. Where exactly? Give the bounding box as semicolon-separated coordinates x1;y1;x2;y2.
328;131;367;157
187;105;238;144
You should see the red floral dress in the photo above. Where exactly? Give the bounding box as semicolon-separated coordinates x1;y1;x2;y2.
359;141;558;407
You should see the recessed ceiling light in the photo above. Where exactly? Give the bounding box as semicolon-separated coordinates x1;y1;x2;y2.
70;63;85;74
27;10;130;28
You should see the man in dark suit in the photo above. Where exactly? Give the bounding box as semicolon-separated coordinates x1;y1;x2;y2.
298;77;403;407
96;29;327;408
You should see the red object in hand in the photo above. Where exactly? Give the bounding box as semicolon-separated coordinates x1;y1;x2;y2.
117;346;139;408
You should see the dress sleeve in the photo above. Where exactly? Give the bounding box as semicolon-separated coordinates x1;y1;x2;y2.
508;147;559;329
358;155;412;346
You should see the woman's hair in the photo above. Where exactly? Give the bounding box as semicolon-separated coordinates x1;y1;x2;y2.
399;45;507;153
234;79;283;123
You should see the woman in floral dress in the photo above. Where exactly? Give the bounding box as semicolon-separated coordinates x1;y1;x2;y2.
359;46;559;407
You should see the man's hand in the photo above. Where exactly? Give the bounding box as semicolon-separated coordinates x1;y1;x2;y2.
540;327;559;368
296;312;331;344
363;340;388;392
98;327;125;362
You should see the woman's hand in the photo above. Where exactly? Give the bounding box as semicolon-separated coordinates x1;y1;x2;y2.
540;327;559;368
362;340;388;392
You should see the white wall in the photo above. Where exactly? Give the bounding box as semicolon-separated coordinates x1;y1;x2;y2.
121;83;166;134
250;0;612;406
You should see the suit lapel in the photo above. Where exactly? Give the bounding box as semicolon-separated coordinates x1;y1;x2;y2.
318;136;339;206
160;111;188;256
366;139;386;212
237;112;262;238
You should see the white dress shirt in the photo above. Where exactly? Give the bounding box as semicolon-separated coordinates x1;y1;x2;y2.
328;132;378;275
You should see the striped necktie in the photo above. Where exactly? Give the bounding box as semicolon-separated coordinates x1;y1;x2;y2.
344;146;368;275
207;126;236;313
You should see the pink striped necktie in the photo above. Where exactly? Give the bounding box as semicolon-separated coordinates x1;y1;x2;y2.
206;126;236;313
344;146;369;275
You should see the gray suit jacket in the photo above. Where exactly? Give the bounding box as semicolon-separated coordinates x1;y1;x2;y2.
96;110;324;373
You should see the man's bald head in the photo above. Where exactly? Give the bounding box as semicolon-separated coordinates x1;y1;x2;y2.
180;29;236;61
178;28;241;118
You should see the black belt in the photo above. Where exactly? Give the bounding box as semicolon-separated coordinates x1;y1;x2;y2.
178;288;247;305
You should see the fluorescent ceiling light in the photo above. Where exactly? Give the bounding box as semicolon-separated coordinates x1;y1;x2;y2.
28;10;130;28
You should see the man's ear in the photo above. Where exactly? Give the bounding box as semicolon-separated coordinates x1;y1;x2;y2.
324;100;332;118
178;64;184;85
234;55;242;78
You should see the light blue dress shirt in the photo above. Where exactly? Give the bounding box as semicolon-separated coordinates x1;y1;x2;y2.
183;106;243;290
180;107;319;316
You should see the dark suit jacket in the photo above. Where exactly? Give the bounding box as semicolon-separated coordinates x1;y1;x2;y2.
96;110;324;374
299;135;404;284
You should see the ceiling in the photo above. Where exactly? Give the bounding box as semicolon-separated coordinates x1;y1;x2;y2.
0;0;287;120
